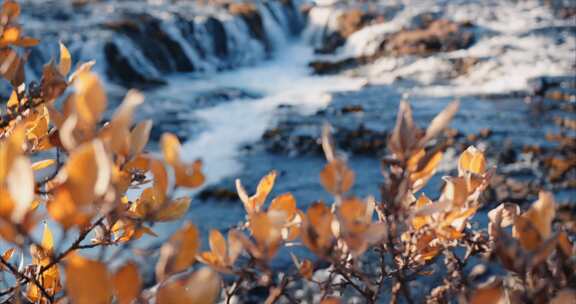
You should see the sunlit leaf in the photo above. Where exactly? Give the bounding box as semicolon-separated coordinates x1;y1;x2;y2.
7;156;33;222
32;159;56;171
320;159;355;195
130;120;153;157
65;253;112;304
419;100;459;146
156;221;199;280
157;267;221;304
58;43;71;76
60;139;111;205
73;71;107;126
458;146;486;175
112;262;141;304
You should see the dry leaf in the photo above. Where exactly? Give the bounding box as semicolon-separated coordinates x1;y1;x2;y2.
112;262;141;304
65;253;112;304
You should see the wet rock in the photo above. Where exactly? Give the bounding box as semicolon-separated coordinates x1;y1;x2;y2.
194;87;262;107
310;19;476;74
197;186;238;201
484;174;539;206
229;3;270;51
497;145;517;165
340;104;364;114
315;8;383;54
309;56;371;75
383;19;475;56
103;42;166;88
204;17;228;59
261;122;387;156
103;13;195;73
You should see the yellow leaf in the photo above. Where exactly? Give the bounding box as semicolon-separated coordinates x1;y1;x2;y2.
58;43;71;76
47;188;91;230
237;171;276;214
320;159;354;195
412;194;432;229
61;140;111;205
73;71;107;126
0;124;25;183
0;248;15;270
2;27;20;43
420;100;459;146
7;156;34;222
458;146;486;175
513;191;556;251
6;90;19;109
113;262;141;304
27;223;61;303
523;191;555;239
174;160;205;188
409;150;443;191
155;197;191;222
32;159;56;171
161;133;180;166
209;230;227;264
156;222;199;279
106;90;144;156
269;193;297;220
130;120;153;157
339;198;369;234
41;222;54;252
65;253;112;304
513;216;542;251
301;202;334;256
2;1;20;19
157;267;221;304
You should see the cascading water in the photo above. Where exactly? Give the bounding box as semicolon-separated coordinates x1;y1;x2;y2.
18;0;306;88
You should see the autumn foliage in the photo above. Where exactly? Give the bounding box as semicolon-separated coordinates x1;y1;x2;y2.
0;1;574;303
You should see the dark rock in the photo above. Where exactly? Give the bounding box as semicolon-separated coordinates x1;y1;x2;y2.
340;104;364;114
229;3;270;52
194;87;262;106
205;17;228;59
103;42;166;88
197;186;238;201
497;145;517;165
261;122;387;156
103;13;195;73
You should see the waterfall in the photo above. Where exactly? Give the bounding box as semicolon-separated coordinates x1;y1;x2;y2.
19;0;306;89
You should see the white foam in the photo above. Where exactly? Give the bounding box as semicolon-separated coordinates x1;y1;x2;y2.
309;0;576;96
157;43;365;186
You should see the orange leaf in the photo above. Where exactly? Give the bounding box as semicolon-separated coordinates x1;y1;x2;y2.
112;262;141;304
209;230;227;263
458;146;486;175
73;71;107;126
157;267;221;304
320;159;355;195
32;159;56;171
65;253;112;304
269;193;297;220
156;221;199;279
58;43;71;76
